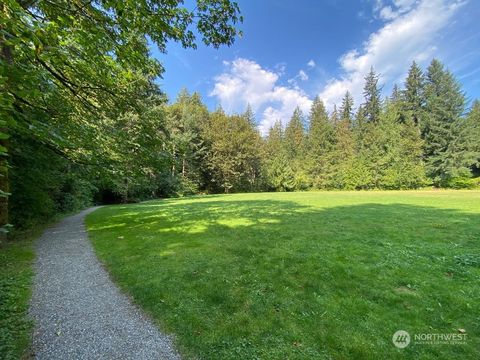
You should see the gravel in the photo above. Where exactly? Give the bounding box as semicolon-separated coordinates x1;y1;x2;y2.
29;207;181;360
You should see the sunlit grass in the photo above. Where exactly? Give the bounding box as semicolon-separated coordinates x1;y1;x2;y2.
87;191;480;359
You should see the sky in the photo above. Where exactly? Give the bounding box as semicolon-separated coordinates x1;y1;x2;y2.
151;0;480;135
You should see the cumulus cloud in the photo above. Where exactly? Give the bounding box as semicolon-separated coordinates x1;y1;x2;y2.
307;59;316;68
319;0;464;110
210;58;312;135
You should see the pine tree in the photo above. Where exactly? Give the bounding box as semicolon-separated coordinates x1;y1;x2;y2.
284;107;305;160
331;104;340;125
379;104;427;188
423;59;468;185
243;104;256;127
390;84;402;104
306;97;335;188
463;101;480;177
331;97;356;189
363;67;382;123
264;121;295;191
403;61;426;126
340;91;354;122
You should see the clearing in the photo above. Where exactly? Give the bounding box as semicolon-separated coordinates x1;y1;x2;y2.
86;191;480;359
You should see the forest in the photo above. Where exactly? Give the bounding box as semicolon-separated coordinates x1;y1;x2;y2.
1;1;479;233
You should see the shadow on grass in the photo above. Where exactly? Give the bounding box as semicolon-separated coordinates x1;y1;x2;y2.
87;197;480;360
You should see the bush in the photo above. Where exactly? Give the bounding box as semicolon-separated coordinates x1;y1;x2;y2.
445;177;480;189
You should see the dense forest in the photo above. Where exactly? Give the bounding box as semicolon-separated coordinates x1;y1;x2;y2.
1;2;479;233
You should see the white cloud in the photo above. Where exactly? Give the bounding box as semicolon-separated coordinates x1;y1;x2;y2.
379;6;398;20
298;70;309;81
319;0;465;110
307;59;316;68
210;58;312;135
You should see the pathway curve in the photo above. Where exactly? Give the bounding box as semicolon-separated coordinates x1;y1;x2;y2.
29;207;180;360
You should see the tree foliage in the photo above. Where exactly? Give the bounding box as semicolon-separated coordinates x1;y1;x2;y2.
1;0;242;234
2;3;479;239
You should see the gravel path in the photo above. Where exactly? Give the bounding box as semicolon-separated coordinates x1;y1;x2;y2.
29;207;181;360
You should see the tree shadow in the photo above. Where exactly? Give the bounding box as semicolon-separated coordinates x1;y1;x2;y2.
87;197;480;359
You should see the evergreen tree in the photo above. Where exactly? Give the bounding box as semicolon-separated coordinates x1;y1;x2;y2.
264;121;295;191
331;102;356;189
284;108;305;160
363;67;382;123
403;61;426;126
331;105;340;125
306;97;335;188
424;59;468;184
283;108;309;188
166;90;210;194
379;104;427;188
463;101;480;177
339;91;354;122
243;104;256;127
390;84;402;104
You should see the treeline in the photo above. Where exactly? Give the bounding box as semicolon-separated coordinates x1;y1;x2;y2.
8;58;480;229
160;59;480;194
263;60;480;191
7;56;480;230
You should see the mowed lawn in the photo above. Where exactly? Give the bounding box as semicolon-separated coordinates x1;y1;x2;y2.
86;191;480;359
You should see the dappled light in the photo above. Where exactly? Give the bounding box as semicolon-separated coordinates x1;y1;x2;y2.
87;192;480;359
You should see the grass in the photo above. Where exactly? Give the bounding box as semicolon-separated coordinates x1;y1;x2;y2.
0;230;37;360
86;190;480;359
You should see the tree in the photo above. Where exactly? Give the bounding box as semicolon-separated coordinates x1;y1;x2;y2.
0;0;242;235
331;93;356;188
203;111;261;193
378;104;426;189
284;108;305;160
340;91;354;122
423;59;468;184
363;67;382;123
306;97;335;188
463;101;480;176
166;90;210;195
390;84;402;104
284;108;308;189
263;121;295;191
403;61;426;126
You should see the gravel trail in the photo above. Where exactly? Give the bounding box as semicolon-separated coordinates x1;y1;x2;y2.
29;207;180;360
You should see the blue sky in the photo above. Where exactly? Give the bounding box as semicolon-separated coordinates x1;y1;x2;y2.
151;0;480;134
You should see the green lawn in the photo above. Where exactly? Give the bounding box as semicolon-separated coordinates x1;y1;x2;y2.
86;191;480;359
0;235;35;360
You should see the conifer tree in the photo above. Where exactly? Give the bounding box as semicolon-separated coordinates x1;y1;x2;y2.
284;108;305;160
424;59;468;184
331;94;356;188
363;67;382;123
403;61;426;126
264;121;295;191
284;108;309;189
340;91;354;122
379;104;427;188
306;97;335;188
390;84;402;104
463;101;480;176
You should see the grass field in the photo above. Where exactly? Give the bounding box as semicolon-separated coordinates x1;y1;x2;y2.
0;235;35;360
86;191;480;359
